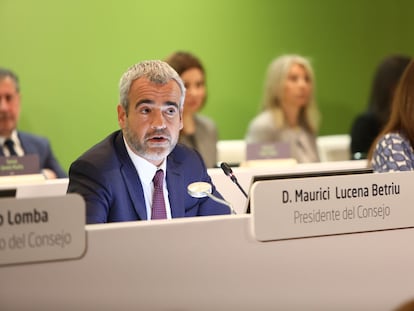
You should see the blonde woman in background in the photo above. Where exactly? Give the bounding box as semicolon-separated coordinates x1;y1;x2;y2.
245;54;320;163
165;51;218;168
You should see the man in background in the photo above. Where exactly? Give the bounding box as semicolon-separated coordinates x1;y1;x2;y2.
0;68;67;178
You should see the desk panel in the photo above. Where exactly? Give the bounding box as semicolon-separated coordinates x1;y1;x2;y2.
1;214;413;310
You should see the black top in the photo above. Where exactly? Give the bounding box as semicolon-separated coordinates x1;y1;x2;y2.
350;112;381;159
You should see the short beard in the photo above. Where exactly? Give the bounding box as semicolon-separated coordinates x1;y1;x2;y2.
123;125;177;163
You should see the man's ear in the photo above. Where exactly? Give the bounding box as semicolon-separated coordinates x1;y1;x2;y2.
179;109;183;130
117;104;126;128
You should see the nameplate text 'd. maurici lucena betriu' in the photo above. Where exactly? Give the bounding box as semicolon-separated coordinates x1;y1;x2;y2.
251;171;414;241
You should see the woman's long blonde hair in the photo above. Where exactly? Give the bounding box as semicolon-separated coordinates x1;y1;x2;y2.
261;54;320;133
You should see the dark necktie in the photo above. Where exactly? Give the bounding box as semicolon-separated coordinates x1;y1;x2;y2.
4;139;17;156
151;169;167;219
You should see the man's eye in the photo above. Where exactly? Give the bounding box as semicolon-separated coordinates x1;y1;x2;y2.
5;95;13;102
139;107;151;114
165;107;177;115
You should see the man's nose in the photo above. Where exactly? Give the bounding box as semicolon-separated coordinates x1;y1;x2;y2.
151;110;166;129
0;97;7;109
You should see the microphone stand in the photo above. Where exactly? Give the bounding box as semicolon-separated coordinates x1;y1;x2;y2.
220;162;248;198
187;182;237;215
204;192;236;215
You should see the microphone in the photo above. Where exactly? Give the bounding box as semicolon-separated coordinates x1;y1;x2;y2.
220;162;248;198
187;182;236;215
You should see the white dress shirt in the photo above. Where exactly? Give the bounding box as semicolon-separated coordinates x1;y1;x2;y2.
123;137;171;220
0;130;24;156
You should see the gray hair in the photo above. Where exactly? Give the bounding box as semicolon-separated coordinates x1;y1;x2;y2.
262;54;320;133
0;68;20;93
119;60;186;111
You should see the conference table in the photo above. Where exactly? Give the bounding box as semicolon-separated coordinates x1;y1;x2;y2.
1;160;413;310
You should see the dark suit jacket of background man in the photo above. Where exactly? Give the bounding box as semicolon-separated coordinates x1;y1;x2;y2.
67;130;230;224
0;131;67;178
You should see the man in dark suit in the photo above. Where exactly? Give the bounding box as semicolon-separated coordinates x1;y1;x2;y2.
0;68;67;178
67;60;230;224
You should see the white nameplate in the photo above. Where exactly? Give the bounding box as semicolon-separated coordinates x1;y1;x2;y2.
251;171;414;241
0;194;86;266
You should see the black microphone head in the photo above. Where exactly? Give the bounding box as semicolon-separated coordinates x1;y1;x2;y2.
220;162;237;183
220;162;233;176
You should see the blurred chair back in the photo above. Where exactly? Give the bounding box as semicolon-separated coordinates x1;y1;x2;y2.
317;134;351;162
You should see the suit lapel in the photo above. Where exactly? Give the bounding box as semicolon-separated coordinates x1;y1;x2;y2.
18;133;30;153
17;132;40;157
166;155;185;218
121;165;148;220
115;133;148;220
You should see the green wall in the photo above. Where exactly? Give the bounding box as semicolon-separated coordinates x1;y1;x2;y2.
1;0;413;173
